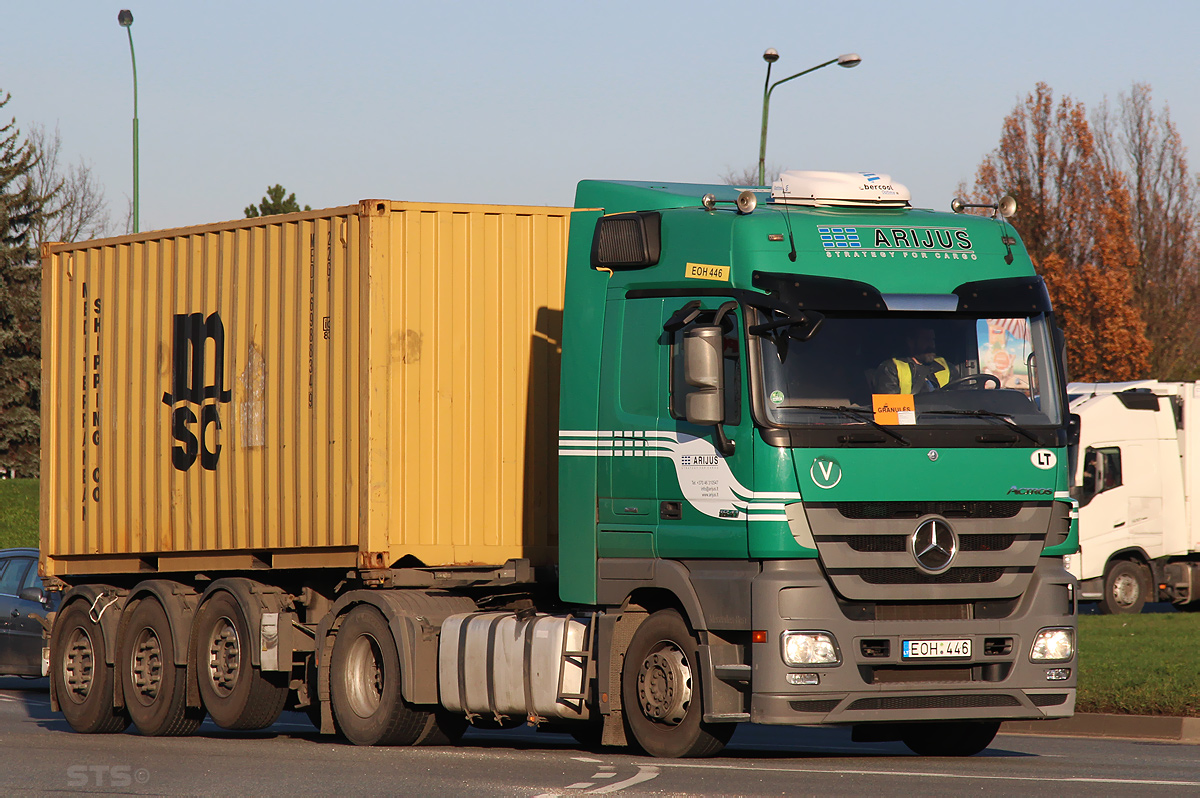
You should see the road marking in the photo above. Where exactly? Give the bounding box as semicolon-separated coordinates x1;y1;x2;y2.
586;766;659;794
654;761;1200;787
571;757;602;763
565;783;594;790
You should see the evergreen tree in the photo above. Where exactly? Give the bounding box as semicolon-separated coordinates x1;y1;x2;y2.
244;184;311;218
0;91;47;477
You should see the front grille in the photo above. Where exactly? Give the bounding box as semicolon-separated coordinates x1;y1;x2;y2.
877;602;971;621
847;694;1022;711
843;535;906;553
858;567;1007;585
835;501;1023;520
1030;693;1069;707
836;533;1016;554
961;534;1016;552
788;699;842;713
870;667;973;685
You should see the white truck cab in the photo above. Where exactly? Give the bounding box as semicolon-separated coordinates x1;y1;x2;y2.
1068;381;1200;613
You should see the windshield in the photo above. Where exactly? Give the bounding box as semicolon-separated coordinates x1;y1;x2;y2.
755;311;1063;428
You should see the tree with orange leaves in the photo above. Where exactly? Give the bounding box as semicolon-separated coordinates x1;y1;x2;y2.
966;83;1150;382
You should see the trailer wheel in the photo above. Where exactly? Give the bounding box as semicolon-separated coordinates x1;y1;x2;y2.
329;605;432;746
120;598;205;736
621;609;733;758
1100;560;1149;615
194;592;288;730
902;721;999;756
51;601;129;734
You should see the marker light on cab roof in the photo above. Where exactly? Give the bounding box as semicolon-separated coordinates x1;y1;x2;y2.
771;170;911;208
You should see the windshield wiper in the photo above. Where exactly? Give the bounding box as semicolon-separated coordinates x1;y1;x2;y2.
920;409;1039;443
791;405;910;446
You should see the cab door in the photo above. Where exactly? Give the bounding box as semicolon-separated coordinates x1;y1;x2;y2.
595;297;665;559
655;298;751;559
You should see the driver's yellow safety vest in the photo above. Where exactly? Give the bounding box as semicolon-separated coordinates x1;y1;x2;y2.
893;357;950;394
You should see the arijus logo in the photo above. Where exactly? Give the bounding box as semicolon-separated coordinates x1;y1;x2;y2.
161;313;231;472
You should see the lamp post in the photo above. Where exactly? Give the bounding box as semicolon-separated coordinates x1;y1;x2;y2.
118;9;138;233
758;49;861;186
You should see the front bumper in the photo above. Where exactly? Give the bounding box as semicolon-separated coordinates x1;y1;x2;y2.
748;558;1077;725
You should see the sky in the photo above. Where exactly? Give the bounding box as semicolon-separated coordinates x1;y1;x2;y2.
4;1;1200;234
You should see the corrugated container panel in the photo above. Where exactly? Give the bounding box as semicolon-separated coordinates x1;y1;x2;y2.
42;201;571;577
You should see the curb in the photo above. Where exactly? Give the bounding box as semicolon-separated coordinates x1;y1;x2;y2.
1002;713;1200;743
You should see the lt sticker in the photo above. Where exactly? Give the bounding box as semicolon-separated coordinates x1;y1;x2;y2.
1031;449;1057;470
770;390;785;405
810;457;842;489
685;262;730;281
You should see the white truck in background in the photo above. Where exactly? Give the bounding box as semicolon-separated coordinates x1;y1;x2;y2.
1067;380;1200;613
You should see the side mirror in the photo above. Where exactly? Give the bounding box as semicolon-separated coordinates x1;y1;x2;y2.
683;326;724;426
19;586;44;604
1067;413;1081;447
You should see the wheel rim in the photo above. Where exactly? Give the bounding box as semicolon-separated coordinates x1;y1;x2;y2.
129;626;164;706
343;633;385;718
1113;573;1140;607
205;615;241;698
636;640;693;726
61;626;96;704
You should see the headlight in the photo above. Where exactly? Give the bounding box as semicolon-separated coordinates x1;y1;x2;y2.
1030;627;1075;662
781;631;840;666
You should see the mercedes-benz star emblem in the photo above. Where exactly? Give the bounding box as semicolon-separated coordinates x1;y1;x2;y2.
911;519;958;573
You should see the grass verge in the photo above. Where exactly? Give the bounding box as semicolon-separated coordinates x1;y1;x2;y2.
0;478;38;549
1076;612;1200;717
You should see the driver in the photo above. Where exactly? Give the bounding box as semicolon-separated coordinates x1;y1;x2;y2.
874;326;958;394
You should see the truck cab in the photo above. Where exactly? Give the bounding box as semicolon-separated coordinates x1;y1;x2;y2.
559;172;1079;756
1068;381;1200;613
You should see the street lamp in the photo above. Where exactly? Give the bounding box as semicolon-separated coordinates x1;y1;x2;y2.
118;9;138;233
758;49;861;186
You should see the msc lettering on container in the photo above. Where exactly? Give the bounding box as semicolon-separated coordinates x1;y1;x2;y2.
161;312;232;471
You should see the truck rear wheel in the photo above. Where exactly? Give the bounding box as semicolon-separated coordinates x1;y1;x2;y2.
120;598;205;736
195;591;288;730
329;605;432;746
51;601;129;734
1100;560;1149;615
902;721;999;756
621;609;733;758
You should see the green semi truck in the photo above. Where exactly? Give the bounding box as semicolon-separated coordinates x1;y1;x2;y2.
43;171;1078;759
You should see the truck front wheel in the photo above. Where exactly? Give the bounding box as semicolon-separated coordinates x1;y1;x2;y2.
621;609;733;758
1100;560;1149;615
51;601;129;734
329;605;432;746
119;598;205;736
902;721;1000;756
194;591;288;729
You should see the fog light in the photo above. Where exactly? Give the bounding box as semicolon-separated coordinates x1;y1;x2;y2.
1030;627;1075;662
1045;668;1071;681
787;672;820;685
781;631;840;666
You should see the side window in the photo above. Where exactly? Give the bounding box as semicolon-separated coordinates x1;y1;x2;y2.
667;304;741;426
20;560;40;591
1082;446;1122;499
0;558;26;596
1099;447;1122;491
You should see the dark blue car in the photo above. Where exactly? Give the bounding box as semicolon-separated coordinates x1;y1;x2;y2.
0;548;52;677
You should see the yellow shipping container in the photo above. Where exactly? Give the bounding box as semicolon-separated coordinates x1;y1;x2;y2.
41;200;574;578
